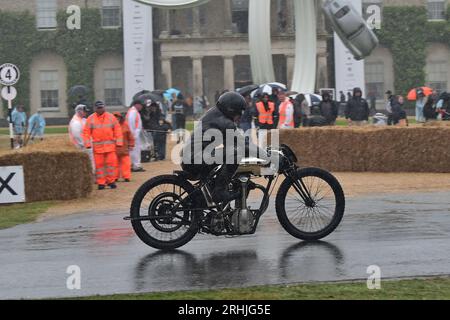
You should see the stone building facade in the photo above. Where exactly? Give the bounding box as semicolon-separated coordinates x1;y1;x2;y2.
0;0;449;121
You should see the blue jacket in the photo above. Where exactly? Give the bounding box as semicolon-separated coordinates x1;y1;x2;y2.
11;108;27;134
28;113;46;136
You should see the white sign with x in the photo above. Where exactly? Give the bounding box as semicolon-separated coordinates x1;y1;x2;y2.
0;166;25;204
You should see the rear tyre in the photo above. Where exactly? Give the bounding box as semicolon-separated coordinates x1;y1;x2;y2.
130;175;199;250
275;168;345;241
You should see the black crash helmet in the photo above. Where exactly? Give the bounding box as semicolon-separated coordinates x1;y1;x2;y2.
217;92;247;120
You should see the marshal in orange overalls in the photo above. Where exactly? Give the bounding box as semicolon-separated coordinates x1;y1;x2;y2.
113;112;135;181
83;112;123;186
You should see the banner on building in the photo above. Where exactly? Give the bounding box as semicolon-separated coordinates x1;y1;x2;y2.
123;0;154;106
334;0;365;98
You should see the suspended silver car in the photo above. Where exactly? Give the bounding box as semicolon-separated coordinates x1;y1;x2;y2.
322;0;379;60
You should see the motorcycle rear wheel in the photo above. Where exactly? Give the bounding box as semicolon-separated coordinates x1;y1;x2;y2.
130;175;199;250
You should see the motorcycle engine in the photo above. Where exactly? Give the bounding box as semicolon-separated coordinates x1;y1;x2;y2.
232;175;254;234
231;208;254;234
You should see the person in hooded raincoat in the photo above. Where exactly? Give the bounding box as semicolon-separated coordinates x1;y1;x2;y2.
69;104;95;173
11;105;27;148
127;99;145;172
28;111;46;141
345;88;370;126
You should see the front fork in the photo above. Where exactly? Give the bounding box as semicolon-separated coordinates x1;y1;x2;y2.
286;167;315;206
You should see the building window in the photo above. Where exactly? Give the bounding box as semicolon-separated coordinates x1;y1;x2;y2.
427;0;446;20
40;71;59;109
36;0;57;29
427;61;448;92
365;62;385;99
104;69;123;106
102;0;122;28
276;0;287;33
232;0;249;34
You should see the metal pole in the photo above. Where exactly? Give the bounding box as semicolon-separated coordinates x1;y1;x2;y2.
7;97;14;149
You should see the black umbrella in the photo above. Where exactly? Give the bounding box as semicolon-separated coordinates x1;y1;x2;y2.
132;90;152;102
68;85;89;97
152;89;166;96
135;93;164;105
237;84;259;97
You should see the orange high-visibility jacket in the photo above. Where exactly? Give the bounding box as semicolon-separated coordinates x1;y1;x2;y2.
256;101;275;125
278;100;294;128
83;112;123;154
116;122;135;157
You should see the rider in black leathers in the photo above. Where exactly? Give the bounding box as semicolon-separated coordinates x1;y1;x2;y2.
181;92;265;204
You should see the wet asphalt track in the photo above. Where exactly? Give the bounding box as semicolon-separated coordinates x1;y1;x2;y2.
0;191;449;299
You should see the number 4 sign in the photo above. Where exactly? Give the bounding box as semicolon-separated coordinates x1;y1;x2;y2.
0;63;20;86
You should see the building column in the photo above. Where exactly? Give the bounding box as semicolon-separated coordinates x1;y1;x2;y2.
161;57;173;88
160;10;171;38
192;7;201;37
223;0;233;35
223;55;235;90
316;0;326;36
192;56;204;97
286;0;295;35
316;53;329;89
286;54;295;90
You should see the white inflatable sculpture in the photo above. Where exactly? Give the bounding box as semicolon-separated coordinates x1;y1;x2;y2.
134;0;210;9
133;0;378;92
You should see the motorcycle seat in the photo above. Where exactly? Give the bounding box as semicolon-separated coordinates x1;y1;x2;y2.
174;170;201;181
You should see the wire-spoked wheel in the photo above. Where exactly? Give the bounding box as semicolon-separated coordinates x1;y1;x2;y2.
130;175;200;250
275;168;345;241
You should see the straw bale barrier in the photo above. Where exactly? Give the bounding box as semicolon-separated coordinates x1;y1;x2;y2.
279;126;450;173
0;137;92;202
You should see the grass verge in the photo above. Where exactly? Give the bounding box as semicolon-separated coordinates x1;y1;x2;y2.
0;202;53;229
80;277;450;300
0;127;68;135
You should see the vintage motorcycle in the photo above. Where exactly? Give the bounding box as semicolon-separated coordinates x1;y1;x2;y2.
125;144;345;250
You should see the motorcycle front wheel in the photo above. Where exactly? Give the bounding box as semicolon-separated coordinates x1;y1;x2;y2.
130;175;200;250
275;168;345;241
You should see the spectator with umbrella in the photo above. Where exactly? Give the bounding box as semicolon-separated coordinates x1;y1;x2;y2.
407;87;433;123
415;89;427;123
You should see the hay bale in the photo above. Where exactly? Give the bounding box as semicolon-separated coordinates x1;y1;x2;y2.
280;126;450;173
0;136;92;202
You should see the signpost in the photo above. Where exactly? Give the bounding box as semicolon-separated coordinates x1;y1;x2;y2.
0;63;20;149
